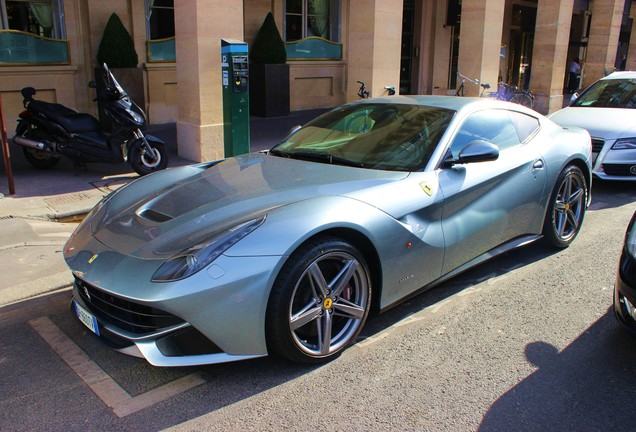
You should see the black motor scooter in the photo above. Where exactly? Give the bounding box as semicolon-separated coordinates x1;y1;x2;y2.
13;63;168;176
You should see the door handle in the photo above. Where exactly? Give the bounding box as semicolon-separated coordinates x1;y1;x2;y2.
532;159;545;170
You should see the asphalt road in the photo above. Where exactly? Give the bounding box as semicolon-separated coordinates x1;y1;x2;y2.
1;179;635;432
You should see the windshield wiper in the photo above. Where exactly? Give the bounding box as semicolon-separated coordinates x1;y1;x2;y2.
269;149;364;168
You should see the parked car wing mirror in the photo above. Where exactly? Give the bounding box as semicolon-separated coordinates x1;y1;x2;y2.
444;139;500;167
569;92;579;105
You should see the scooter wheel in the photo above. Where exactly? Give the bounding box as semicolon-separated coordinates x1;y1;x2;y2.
131;141;168;176
22;147;61;169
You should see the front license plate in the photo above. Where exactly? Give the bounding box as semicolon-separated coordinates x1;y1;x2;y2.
73;300;100;336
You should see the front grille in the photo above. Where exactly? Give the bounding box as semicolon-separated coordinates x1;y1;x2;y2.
602;164;636;177
75;277;185;335
591;137;605;154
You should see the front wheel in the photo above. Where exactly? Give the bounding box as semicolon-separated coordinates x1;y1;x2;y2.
130;140;168;176
542;165;588;248
266;237;372;364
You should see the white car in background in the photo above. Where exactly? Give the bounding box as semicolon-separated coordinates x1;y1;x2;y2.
550;71;636;181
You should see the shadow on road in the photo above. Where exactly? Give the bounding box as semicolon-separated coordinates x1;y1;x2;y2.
479;308;636;431
590;179;636;211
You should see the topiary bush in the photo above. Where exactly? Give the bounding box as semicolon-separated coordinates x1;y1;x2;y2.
97;13;138;68
250;12;287;64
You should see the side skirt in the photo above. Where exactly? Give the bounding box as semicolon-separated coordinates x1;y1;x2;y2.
379;234;543;314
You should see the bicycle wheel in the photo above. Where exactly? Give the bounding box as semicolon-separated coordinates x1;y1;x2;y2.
511;93;534;108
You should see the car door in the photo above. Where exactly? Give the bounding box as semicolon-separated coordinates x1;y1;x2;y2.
438;109;546;274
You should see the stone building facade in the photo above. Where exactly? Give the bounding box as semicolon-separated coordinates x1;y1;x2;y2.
0;0;633;161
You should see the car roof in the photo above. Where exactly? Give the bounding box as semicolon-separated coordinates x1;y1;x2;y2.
351;95;540;117
602;71;636;80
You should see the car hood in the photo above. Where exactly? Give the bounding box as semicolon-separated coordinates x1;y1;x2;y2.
89;153;408;258
549;107;636;140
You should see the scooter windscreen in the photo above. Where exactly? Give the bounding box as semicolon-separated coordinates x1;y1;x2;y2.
102;63;127;99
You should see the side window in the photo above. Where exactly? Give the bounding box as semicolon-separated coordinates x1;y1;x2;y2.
449;109;520;158
508;111;540;143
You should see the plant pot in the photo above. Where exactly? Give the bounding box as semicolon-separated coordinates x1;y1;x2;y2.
249;63;290;117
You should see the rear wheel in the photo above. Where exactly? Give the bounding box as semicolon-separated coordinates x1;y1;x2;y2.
131;140;168;176
20;130;60;169
511;93;534;108
542;165;587;248
266;237;372;363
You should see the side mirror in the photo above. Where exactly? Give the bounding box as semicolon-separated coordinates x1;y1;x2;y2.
569;92;579;105
444;139;500;167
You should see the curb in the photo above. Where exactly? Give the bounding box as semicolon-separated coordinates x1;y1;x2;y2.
1;275;73;307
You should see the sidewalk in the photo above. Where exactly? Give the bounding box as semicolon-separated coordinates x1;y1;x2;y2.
0;109;328;306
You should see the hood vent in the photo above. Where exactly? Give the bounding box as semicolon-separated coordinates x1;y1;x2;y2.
139;208;173;223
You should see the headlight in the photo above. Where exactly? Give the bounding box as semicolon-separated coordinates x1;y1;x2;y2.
151;216;266;282
612;138;636;150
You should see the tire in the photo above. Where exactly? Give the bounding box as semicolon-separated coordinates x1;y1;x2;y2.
130;140;168;176
21;130;60;169
542;165;588;248
511;93;534;108
266;237;372;364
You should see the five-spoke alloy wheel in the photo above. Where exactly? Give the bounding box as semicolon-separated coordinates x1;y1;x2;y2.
543;165;588;248
266;237;372;363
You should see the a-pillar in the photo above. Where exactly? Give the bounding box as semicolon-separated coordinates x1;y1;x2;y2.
530;0;574;115
457;0;505;97
347;0;403;100
583;0;623;88
174;1;244;162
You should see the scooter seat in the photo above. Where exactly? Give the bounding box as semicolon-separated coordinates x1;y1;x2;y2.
29;99;77;117
56;113;100;133
29;100;100;133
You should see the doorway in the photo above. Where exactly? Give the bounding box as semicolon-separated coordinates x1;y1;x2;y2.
507;3;536;90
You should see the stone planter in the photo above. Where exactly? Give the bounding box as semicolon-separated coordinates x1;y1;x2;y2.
249;63;290;117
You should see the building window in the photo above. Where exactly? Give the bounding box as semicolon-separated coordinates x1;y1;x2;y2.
146;0;174;40
1;0;65;39
285;0;340;42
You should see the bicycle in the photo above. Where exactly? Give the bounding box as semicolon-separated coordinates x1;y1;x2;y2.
456;71;492;97
491;82;536;109
509;88;536;109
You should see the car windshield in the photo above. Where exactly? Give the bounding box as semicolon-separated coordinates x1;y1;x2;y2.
572;78;636;108
270;103;455;171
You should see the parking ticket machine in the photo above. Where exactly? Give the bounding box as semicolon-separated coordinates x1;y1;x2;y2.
221;39;250;156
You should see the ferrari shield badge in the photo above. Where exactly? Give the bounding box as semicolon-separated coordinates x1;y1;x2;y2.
420;183;433;196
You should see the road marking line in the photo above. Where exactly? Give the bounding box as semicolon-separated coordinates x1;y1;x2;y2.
29;316;206;418
113;373;206;418
356;331;390;347
393;315;426;327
